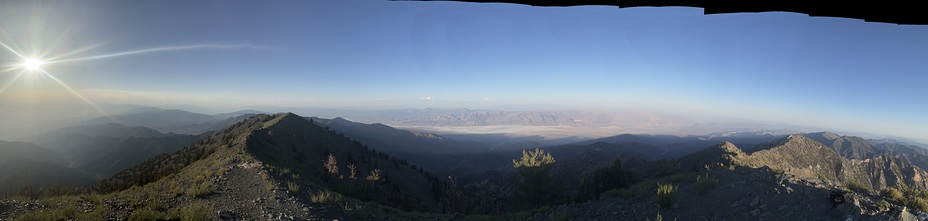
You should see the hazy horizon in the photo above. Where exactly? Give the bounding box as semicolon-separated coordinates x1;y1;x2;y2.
1;1;926;142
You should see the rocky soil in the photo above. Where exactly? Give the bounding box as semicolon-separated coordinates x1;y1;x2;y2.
530;166;922;221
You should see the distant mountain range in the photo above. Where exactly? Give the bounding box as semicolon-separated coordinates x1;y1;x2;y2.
0;141;94;195
5;108;928;220
86;108;266;135
28;123;207;179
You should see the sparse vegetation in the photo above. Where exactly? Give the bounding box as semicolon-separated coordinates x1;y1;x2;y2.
179;202;214;221
128;209;164;221
341;201;362;214
877;200;891;212
76;206;109;220
575;158;628;202
13;204;76;221
216;167;230;177
695;173;717;195
887;183;928;212
186;181;212;197
288;180;300;192
311;190;343;204
366;168;381;181
845;180;870;194
602;173;693;200
656;183;677;209
815;172;829;183
881;186;903;201
769;167;785;174
265;181;277;191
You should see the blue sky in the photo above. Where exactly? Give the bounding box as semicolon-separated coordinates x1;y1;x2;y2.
1;0;926;141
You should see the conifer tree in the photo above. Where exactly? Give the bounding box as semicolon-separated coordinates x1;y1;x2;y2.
512;148;563;209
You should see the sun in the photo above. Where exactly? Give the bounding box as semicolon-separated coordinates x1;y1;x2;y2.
22;58;44;71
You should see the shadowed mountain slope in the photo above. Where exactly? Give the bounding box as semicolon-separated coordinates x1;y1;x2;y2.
30;124;205;179
308;116;489;174
84;112;442;220
580;132;781;160
804;131;877;160
0;141;95;196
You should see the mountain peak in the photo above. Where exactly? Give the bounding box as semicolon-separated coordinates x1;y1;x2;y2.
805;131;842;140
260;112;309;128
717;141;741;152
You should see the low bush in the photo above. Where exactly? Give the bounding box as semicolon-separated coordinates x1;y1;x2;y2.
846;180;870;194
180;202;214;221
656;183;677;209
695;173;716;195
310;190;343;204
881;187;903;201
876;200;891;211
288;181;300;192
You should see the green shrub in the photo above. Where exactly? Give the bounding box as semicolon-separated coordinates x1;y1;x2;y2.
656;183;677;209
845;180;870;194
884;184;928;212
877;200;891;211
908;197;928;212
310;190;343;204
180;202;214;221
695;173;716;195
149;198;164;211
882;187;903;201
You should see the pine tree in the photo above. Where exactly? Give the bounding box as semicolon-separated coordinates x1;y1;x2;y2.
348;163;358;180
512;148;563;209
575;158;627;202
323;154;339;182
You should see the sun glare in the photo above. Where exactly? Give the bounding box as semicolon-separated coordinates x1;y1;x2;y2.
22;58;43;71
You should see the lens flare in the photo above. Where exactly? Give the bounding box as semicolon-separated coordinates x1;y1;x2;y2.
23;58;43;71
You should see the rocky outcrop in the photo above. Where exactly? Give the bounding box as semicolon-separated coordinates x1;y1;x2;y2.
692;134;928;192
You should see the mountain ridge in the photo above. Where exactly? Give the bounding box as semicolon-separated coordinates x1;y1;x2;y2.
683;134;928;192
82;112;443;220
